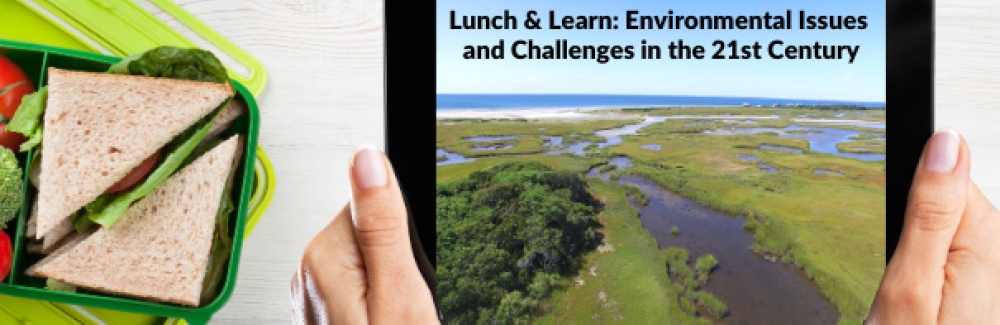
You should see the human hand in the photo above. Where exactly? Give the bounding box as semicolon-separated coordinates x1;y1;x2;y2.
866;129;1000;324
291;145;439;324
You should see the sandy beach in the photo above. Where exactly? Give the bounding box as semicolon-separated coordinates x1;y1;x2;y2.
436;108;620;119
437;108;787;120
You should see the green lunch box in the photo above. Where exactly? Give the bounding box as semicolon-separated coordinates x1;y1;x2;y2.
0;0;277;324
0;39;260;325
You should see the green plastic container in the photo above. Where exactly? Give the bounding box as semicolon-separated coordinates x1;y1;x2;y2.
0;0;275;243
1;0;276;323
0;39;260;325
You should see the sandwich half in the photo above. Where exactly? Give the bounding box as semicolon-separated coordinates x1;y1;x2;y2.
33;68;233;239
25;196;74;254
28;135;241;306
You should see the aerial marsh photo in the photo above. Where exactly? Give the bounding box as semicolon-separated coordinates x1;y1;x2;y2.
436;1;885;324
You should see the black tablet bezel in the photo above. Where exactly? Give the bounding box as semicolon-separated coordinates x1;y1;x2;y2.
384;1;439;293
886;0;934;261
385;0;934;293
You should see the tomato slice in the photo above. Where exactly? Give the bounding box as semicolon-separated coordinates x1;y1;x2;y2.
0;55;35;120
0;231;10;282
104;150;161;194
0;122;26;152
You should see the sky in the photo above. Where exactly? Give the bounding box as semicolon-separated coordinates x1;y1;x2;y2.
436;0;886;102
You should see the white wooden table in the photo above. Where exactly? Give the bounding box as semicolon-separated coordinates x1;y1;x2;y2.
156;1;998;323
156;1;386;323
938;1;1000;205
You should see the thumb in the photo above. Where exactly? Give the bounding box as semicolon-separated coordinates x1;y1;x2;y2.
897;129;969;272
871;129;969;322
349;144;437;322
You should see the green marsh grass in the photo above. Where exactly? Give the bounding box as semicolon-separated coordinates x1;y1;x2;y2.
851;132;886;140
795;123;886;133
436;154;602;183
606;131;885;325
837;140;886;154
437;118;641;158
436;109;885;325
535;181;711;324
663;247;729;319
787;129;824;134
620;184;650;207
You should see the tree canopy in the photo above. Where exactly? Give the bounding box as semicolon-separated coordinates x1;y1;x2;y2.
437;162;603;324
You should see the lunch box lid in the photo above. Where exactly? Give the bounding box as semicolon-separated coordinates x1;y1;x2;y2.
0;0;267;96
0;1;275;324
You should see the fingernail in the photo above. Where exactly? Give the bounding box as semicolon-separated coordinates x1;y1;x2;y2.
924;129;961;173
351;144;387;189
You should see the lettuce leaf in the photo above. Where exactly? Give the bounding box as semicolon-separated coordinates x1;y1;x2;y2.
86;99;230;227
46;278;77;292
6;87;47;152
72;194;111;233
107;46;228;83
72;210;93;234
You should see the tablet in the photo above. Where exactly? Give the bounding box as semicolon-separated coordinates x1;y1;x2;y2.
387;0;932;323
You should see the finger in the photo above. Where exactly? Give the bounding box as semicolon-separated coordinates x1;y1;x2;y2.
349;144;422;285
939;181;1000;323
896;129;969;271
292;204;368;325
952;181;1000;252
349;144;438;322
869;129;969;323
900;129;970;255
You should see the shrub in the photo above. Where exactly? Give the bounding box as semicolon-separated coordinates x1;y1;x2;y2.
695;255;718;274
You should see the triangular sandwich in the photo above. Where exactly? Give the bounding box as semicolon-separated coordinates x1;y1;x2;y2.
29;136;240;306
34;68;232;239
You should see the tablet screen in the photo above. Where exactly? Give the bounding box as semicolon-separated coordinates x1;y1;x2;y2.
433;1;892;324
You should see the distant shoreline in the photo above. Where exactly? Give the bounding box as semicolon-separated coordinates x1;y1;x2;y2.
436;107;886;124
436;107;624;119
436;94;887;111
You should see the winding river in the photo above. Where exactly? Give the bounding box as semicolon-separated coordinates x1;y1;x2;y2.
436;116;879;322
588;159;839;324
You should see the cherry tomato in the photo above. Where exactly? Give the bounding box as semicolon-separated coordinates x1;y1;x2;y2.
0;122;26;152
0;231;10;282
104;150;161;194
0;55;34;120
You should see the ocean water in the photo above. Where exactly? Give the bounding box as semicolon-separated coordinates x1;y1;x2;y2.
436;94;885;110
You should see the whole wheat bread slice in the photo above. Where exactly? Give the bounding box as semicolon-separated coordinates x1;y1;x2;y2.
30;136;240;307
36;68;233;239
26;230;93;274
25;197;75;254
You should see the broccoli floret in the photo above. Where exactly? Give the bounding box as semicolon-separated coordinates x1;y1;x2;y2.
0;147;23;229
